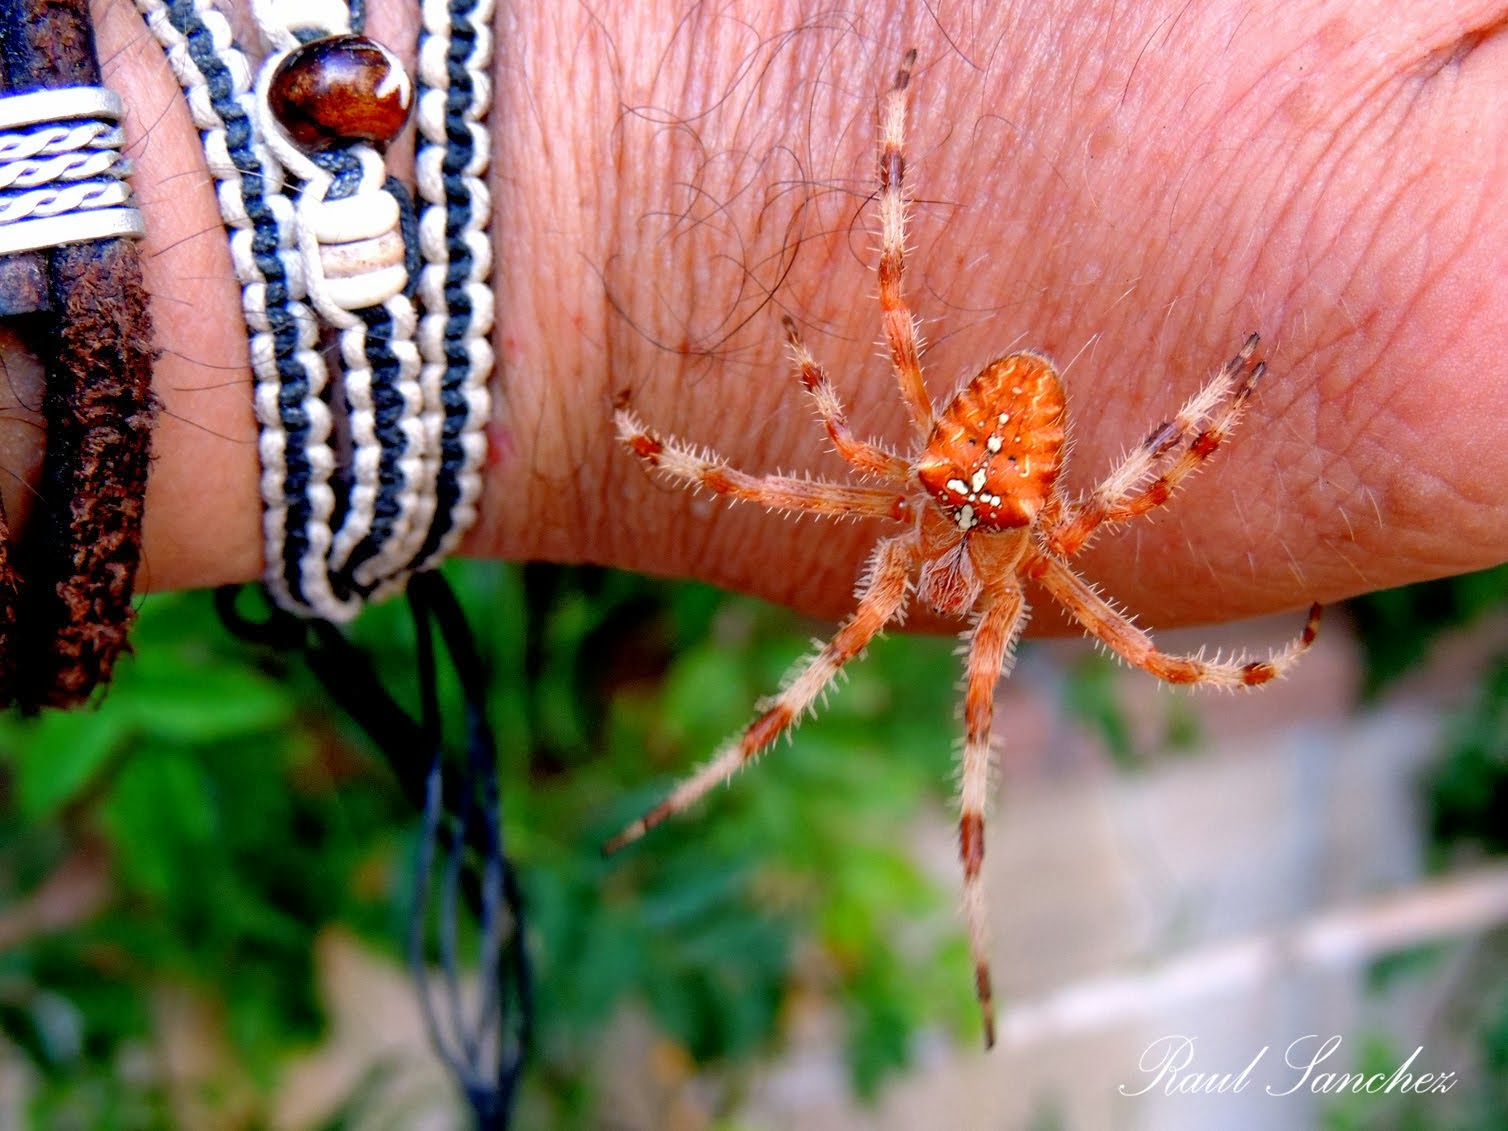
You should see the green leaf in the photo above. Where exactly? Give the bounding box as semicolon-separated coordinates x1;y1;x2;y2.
1348;563;1508;696
11;710;128;819
1426;653;1508;863
100;751;218;899
117;658;294;744
844;958;914;1096
659;644;758;750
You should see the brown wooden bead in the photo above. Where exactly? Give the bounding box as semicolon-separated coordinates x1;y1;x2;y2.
267;34;413;151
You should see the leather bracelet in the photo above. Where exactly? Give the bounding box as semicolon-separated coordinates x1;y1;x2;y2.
0;0;156;710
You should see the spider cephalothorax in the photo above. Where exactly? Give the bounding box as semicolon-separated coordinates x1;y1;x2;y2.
610;49;1320;1048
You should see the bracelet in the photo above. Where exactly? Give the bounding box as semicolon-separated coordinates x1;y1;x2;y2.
139;0;490;621
251;4;436;609
169;0;522;1113
0;0;154;710
137;0;390;620
408;0;493;575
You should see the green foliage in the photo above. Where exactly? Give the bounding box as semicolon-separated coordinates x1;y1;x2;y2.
1340;563;1508;872
1318;971;1508;1131
1347;563;1508;698
0;564;967;1126
1364;944;1450;996
1471;976;1508;1125
1059;650;1203;770
1318;1033;1438;1131
1321;567;1508;1131
0;592;411;1128
492;565;970;1119
1424;654;1508;865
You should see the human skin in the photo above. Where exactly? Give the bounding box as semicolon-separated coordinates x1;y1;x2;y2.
42;0;1508;632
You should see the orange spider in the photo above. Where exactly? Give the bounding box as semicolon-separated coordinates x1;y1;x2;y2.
609;49;1320;1049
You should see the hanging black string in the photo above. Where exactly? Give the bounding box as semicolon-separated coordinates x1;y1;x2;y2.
217;573;531;1128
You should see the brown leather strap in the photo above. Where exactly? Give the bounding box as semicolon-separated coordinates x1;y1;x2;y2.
0;0;156;709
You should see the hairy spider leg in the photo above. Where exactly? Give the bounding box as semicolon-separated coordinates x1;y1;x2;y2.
877;48;933;440
614;408;912;523
957;585;1027;1049
605;535;918;852
1045;334;1265;556
1027;551;1322;687
784;316;911;482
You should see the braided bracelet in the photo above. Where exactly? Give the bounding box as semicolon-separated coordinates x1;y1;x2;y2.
408;0;493;575
138;0;491;621
165;0;520;1111
251;2;437;608
0;0;154;710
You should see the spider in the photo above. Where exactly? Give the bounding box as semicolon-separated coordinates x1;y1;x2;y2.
608;49;1321;1049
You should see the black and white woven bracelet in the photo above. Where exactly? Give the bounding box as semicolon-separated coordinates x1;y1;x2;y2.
136;0;492;619
408;0;493;575
137;0;362;620
248;3;434;609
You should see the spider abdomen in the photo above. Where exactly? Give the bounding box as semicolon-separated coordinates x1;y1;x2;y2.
916;352;1067;532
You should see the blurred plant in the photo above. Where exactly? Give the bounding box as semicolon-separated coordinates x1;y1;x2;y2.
1347;563;1508;699
0;590;408;1129
1059;650;1202;771
34;555;1508;1127
1320;945;1508;1131
1425;654;1508;866
0;562;970;1128
1366;561;1508;874
1317;562;1508;1131
1318;1032;1439;1131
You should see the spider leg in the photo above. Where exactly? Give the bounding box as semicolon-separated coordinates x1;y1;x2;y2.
876;49;934;440
1044;334;1264;556
616;408;912;522
958;585;1027;1049
1028;551;1321;687
605;534;917;853
783;316;910;482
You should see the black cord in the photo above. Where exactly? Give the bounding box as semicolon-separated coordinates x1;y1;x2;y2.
217;576;531;1127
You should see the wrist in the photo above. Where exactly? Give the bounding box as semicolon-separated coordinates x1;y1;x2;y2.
96;0;263;590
